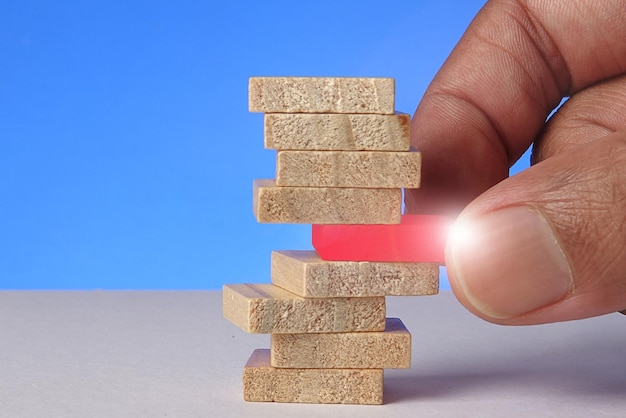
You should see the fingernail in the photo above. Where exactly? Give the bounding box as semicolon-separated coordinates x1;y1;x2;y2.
447;206;573;319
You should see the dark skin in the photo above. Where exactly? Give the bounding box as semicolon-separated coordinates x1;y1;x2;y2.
405;0;626;325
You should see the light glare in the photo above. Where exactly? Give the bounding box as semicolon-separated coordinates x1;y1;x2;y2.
448;220;476;248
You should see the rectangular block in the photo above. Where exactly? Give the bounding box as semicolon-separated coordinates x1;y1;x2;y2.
271;318;411;369
313;214;452;263
271;250;439;297
276;150;421;188
243;349;384;404
249;77;394;114
253;179;401;224
264;113;410;151
222;283;386;334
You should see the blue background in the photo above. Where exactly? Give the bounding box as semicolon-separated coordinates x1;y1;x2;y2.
1;0;529;289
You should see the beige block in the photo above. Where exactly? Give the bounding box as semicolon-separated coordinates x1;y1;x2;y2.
264;113;410;151
243;349;384;404
249;77;394;114
222;283;386;334
271;250;439;297
276;150;421;188
253;179;401;224
271;318;411;369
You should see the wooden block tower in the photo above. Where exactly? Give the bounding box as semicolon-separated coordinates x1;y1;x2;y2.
223;76;449;405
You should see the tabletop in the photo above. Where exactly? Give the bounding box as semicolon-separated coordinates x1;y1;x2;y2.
1;290;624;417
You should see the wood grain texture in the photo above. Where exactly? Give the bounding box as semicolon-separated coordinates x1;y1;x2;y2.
271;318;411;369
276;150;421;188
253;179;402;224
249;77;394;114
264;113;410;151
271;250;439;297
243;349;384;404
222;283;386;334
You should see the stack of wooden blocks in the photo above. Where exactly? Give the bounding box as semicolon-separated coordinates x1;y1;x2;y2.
223;77;446;405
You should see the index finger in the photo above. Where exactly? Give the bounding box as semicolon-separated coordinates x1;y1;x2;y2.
406;0;626;215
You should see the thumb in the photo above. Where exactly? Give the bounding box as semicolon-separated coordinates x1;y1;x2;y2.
446;130;626;325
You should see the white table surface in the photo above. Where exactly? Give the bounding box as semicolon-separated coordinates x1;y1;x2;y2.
0;290;624;417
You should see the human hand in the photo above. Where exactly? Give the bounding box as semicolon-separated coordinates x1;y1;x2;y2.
405;0;626;324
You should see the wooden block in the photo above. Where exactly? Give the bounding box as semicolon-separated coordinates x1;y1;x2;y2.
271;318;411;369
249;77;394;114
264;113;410;151
222;283;385;334
276;150;421;188
253;179;401;224
271;250;439;297
243;349;384;404
313;214;451;263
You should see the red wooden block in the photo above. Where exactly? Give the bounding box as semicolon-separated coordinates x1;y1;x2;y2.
312;215;451;264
